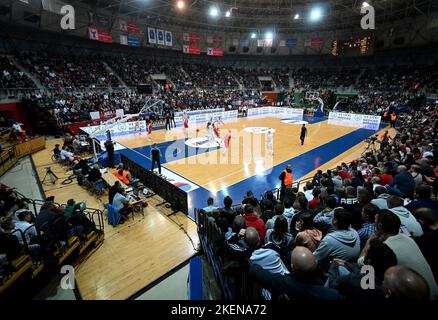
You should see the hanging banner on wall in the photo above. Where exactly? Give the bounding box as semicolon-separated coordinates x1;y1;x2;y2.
127;35;140;46
183;33;201;42
279;39;298;47
88;28;112;43
127;22;140;33
157;29;165;45
206;47;223;56
165;31;173;46
120;34;128;45
304;38;324;47
148;27;156;44
183;45;201;55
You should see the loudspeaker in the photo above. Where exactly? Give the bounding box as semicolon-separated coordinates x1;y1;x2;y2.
137;84;153;94
256;47;263;53
229;46;236;52
242;46;249;53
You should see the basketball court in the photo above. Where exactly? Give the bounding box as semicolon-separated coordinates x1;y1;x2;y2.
106;111;387;216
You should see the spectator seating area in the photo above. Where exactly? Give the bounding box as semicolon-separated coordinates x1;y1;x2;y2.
1;51;438;127
0;186;104;298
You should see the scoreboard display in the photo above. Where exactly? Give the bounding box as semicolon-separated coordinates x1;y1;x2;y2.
331;37;372;56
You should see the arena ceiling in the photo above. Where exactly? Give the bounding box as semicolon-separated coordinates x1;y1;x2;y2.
79;0;438;32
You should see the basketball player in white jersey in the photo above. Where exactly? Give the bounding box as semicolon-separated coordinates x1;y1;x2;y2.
207;121;215;144
267;130;274;156
134;120;141;134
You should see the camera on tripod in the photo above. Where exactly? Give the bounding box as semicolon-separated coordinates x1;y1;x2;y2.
42;166;58;184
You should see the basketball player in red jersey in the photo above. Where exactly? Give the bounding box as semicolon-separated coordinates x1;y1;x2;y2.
213;121;220;139
147;120;153;142
222;129;231;156
183;114;189;139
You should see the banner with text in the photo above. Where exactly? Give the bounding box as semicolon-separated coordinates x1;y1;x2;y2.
328;112;381;130
257;39;273;47
183;33;201;43
120;35;140;46
304;39;324;47
279;39;298;47
88;28;112;43
148;27;156;44
248;107;304;120
127;22;140;33
183;45;201;55
206;47;223;56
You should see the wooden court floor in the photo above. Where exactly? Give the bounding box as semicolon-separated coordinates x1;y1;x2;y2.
31;139;199;300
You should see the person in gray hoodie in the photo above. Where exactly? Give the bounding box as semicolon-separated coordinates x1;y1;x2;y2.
282;198;295;229
313;208;360;271
387;195;423;237
371;186;390;210
313;196;338;234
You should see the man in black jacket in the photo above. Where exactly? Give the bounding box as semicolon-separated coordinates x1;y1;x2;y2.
219;196;236;227
104;138;115;168
150;144;162;174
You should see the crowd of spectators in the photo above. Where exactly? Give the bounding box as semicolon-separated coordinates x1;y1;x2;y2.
358;65;438;94
0;56;35;89
17;54;120;89
200;101;438;300
1;185;98;278
2;52;438;130
181;63;240;89
23;91;150;125
292;68;359;90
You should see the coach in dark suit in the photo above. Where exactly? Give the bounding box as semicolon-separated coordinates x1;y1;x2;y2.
150;144;162;174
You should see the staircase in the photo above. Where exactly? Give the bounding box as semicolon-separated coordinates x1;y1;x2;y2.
233;74;244;90
180;66;190;79
103;62;127;88
355;68;367;86
178;66;191;89
8;55;45;91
